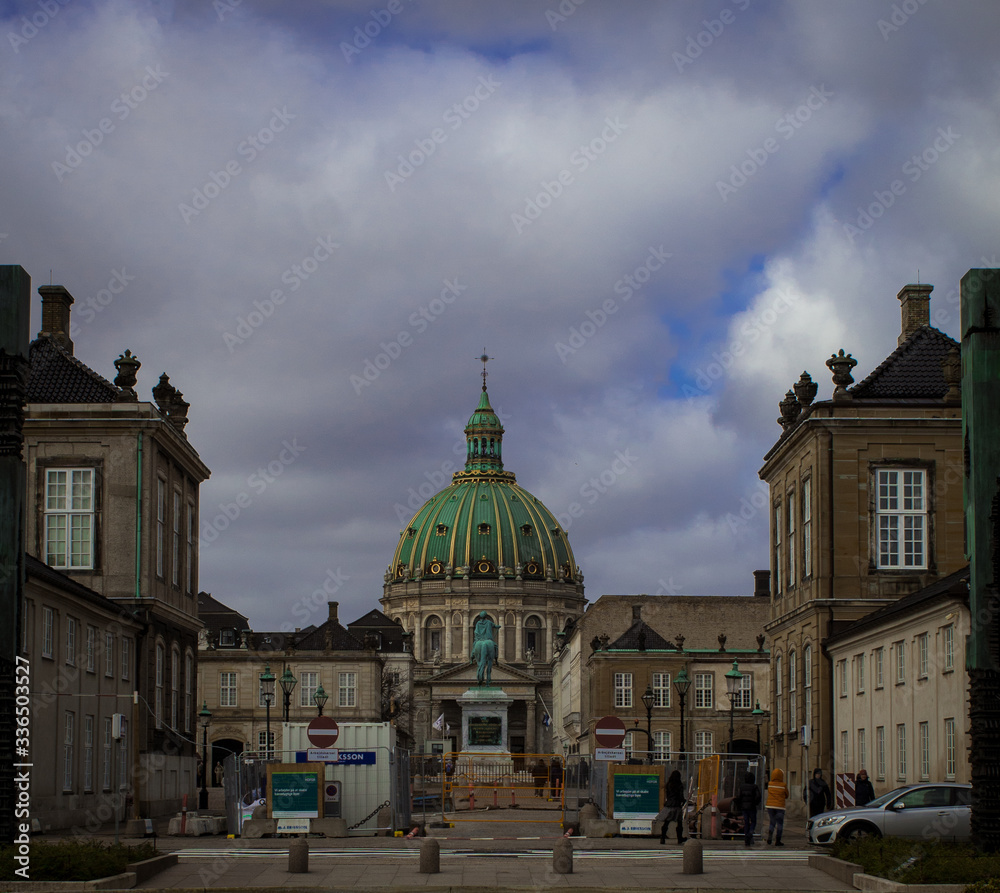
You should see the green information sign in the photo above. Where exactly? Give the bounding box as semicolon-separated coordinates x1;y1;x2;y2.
612;772;660;819
267;764;322;819
468;716;502;746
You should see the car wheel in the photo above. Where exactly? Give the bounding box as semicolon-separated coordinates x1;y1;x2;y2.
839;823;881;842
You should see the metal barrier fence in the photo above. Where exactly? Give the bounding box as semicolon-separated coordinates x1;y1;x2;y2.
223;747;410;837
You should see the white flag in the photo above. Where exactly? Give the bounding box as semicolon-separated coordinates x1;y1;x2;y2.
432;712;444;731
445;723;451;735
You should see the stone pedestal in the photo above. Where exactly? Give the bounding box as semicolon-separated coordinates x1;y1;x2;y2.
460;687;512;755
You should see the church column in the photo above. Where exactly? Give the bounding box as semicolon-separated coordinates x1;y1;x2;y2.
413;614;421;662
444;613;453;660
526;699;537;754
514;613;523;662
498;615;506;660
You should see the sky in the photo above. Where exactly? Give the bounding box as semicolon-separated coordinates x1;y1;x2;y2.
3;0;998;634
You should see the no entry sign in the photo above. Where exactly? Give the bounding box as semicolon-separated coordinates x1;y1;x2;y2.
594;715;627;748
307;716;339;748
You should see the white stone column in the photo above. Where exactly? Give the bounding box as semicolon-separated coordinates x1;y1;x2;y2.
497;615;506;659
514;613;523;662
444;614;452;660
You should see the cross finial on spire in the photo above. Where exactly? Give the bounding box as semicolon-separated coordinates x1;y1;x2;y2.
479;350;493;391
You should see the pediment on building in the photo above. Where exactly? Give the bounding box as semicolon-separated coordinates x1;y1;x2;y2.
426;660;539;686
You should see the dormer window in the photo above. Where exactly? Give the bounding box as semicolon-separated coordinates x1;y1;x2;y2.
478;523;491;535
520;524;533;537
552;527;562;538
406;527;416;538
436;524;448;536
219;629;235;646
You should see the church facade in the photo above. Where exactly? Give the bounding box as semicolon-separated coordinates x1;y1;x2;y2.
380;373;587;756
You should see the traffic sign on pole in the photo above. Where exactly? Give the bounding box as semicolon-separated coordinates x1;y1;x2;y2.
594;715;627;748
307;716;339;748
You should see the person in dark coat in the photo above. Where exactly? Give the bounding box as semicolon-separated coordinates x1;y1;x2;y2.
855;769;875;807
737;771;762;847
549;758;563;798
532;760;548;797
658;770;687;845
807;768;833;817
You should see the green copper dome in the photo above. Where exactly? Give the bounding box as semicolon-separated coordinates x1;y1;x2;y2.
390;385;579;583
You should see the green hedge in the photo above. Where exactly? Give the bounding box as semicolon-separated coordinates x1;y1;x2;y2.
831;837;1000;885
0;839;158;882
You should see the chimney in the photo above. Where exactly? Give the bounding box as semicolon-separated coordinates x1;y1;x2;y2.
897;283;933;345
753;569;771;598
328;601;339;625
38;284;75;354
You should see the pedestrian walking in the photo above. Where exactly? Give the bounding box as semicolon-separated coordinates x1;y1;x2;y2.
532;760;548;797
764;767;788;846
737;771;761;847
806;768;833;817
855;769;875;806
549;757;563;798
657;770;687;845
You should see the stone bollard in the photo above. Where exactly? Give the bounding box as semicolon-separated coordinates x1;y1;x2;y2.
553;838;573;874
288;837;309;873
419;837;440;874
682;838;703;875
578;803;598;836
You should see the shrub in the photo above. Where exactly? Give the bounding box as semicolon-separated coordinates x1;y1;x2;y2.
0;839;158;882
831;837;1000;885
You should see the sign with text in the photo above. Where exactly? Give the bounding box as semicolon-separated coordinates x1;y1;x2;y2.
468;716;502;747
611;768;662;820
595;747;625;761
296;750;376;766
619;819;653;835
267;763;323;819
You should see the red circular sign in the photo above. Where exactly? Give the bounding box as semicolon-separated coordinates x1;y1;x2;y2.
594;715;627;748
307;716;339;747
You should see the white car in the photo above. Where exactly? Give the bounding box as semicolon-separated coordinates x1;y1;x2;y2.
807;783;971;845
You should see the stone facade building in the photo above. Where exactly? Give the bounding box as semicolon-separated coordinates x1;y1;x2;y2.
22;282;210;824
759;283;965;810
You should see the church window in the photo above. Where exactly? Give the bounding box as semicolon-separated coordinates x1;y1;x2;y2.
478;523;491;535
436;524;447;536
521;524;533;537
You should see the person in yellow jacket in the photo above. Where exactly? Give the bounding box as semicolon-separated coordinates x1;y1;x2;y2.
765;768;789;846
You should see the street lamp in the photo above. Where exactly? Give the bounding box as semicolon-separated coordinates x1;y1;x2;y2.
641;684;656;764
279;667;297;723
313;683;328;716
260;664;275;759
725;659;743;754
752;700;765;754
673;666;691;756
198;701;212;810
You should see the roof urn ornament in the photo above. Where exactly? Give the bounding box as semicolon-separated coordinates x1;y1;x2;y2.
718;633;727;652
826;349;858;400
793;371;818;407
942;346;961;402
113;350;140;401
778;389;801;431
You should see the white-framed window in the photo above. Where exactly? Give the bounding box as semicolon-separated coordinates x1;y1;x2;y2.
155;643;164;728
694;673;713;709
919;721;930;779
156;478;165;578
86;626;96;672
875;647;884;688
184;651;193;733
876;468;927;568
857;653;866;693
121;637;131;680
258;730;275;760
695;730;713;758
895;641;906;684
172;490;181;587
31;611;48;662
83;715;94;792
653;730;671;762
773;502;782;595
63;711;75;791
737;673;753;710
876;726;886;780
944;718;956;778
103;717;113;790
105;632;114;677
65;616;76;665
220;672;237;707
840;730;849;765
775;655;783;729
171;646;180;729
838;659;847;697
787;489;796;586
614;672;633;708
219;629;236;647
623;731;634;761
186;503;196;594
300;672;319;708
339;672;357;708
802;478;812;578
45;468;95;569
918;634;929;678
651;672;671;708
943;625;955;671
803;644;812;733
788;652;797;730
896;724;907;780
858;728;867;773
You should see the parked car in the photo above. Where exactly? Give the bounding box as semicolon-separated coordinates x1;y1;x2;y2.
807;783;971;845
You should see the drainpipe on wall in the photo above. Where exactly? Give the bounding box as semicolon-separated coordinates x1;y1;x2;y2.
135;431;142;598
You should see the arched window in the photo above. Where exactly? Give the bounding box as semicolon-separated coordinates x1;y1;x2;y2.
424;615;442;660
524;615;544;661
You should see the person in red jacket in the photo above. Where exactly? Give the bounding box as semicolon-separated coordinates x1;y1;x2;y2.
765;767;789;846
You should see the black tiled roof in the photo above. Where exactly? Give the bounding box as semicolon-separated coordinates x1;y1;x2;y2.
26;337;118;403
293;620;365;651
849;326;958;400
609;619;676;651
198;591;249;631
348;608;403;629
